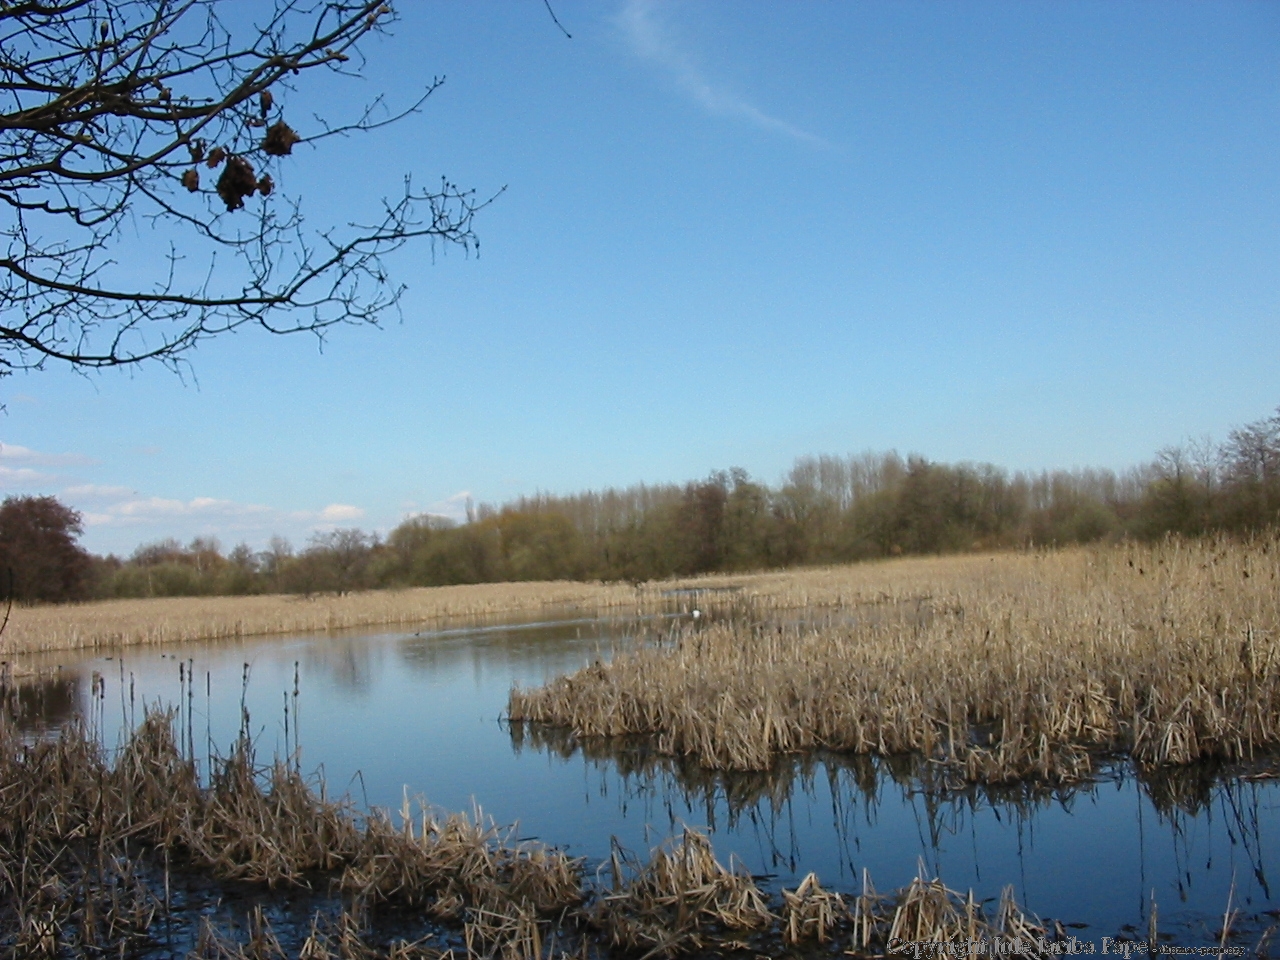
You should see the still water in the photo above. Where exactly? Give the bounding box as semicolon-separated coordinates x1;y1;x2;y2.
9;613;1279;948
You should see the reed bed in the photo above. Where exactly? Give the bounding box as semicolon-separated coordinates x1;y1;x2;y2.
0;545;1119;658
0;543;1119;658
1;711;1060;958
509;537;1280;782
0;709;584;958
0;581;650;656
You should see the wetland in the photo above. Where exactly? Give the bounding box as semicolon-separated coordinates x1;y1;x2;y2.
3;543;1279;956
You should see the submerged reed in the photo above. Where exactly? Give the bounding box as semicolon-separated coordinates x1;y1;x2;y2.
1;711;1058;958
509;537;1280;782
0;709;584;958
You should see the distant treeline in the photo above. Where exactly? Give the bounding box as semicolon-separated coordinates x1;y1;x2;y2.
5;407;1278;602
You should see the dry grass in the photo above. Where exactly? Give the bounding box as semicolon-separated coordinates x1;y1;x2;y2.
509;536;1280;782
0;542;1155;658
0;544;1131;658
0;580;652;656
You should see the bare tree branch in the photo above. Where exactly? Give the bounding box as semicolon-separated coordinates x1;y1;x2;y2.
0;0;490;375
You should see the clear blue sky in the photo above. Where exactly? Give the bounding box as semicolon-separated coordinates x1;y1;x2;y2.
2;1;1277;556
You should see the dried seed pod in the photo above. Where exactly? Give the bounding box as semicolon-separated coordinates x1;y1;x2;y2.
262;120;300;156
259;90;273;117
206;146;226;168
181;168;199;192
216;156;257;211
257;174;273;197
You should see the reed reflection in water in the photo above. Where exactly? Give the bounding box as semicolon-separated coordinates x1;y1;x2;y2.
508;720;1279;942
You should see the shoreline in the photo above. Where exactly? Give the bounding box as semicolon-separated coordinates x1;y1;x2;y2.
0;549;1026;658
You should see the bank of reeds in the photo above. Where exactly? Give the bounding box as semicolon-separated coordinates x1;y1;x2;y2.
0;543;1146;658
0;707;585;958
0;580;650;656
509;536;1280;782
1;712;1060;958
1;541;1170;658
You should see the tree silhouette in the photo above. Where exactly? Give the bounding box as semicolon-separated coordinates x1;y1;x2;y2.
0;495;92;602
0;0;489;375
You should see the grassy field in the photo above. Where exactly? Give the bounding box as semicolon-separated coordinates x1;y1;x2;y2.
510;536;1280;782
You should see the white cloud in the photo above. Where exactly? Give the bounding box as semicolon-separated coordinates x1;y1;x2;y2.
319;503;365;522
86;499;371;532
0;442;98;489
0;465;56;486
74;489;286;553
86;495;272;526
62;483;136;499
0;442;96;468
60;480;405;555
617;0;824;145
427;491;472;523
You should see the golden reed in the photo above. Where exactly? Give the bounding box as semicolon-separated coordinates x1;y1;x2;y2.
510;537;1280;782
0;580;648;656
2;712;1052;958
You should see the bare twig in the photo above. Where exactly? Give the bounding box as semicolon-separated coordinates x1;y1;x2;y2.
0;1;487;375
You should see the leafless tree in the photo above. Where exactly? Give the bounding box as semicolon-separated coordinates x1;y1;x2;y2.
0;0;490;375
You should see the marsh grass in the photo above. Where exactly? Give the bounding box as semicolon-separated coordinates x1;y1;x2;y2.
0;581;649;656
0;707;585;958
0;542;1145;658
509;537;1280;783
1;710;1058;958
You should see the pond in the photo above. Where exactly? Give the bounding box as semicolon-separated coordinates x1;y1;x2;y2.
7;612;1279;950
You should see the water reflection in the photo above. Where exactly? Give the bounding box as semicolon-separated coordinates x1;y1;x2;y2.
1;666;80;731
6;616;1279;947
511;719;1277;918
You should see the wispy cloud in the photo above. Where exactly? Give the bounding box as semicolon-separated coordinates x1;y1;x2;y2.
62;483;136;499
0;442;99;488
319;503;364;523
0;465;55;486
57;475;453;555
617;0;823;145
78;491;301;551
0;442;96;468
427;491;472;524
86;495;273;526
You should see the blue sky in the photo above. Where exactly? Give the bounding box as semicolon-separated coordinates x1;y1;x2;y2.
2;1;1277;557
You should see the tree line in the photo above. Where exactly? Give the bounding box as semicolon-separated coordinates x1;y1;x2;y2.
4;407;1279;603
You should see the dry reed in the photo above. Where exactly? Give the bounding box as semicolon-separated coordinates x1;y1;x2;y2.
1;581;649;656
0;542;1138;658
0;709;584;958
1;710;1060;958
509;537;1280;782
